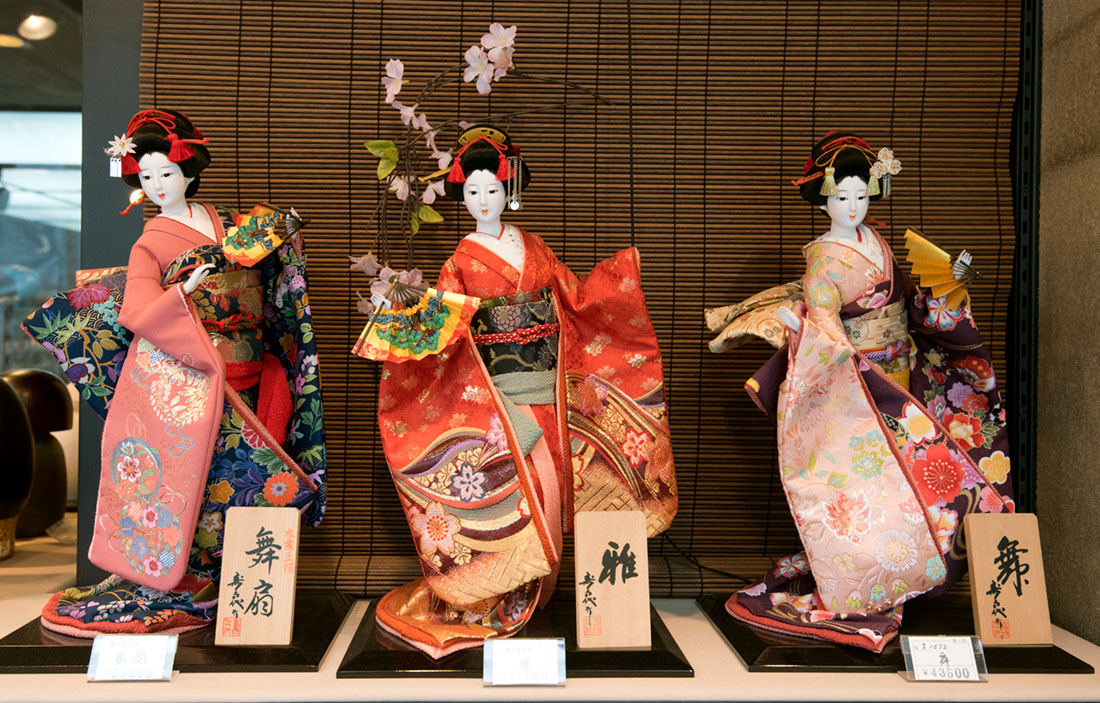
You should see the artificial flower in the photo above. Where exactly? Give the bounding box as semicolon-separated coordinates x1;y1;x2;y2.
391;100;417;126
381;58;404;104
463;46;495;94
421;180;446;205
349;251;380;276
431;149;452;170
481;23;517;63
104;134;135;157
876;147;902;174
388;175;412;201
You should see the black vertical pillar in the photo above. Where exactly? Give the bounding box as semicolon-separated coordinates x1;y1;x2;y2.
78;0;143;584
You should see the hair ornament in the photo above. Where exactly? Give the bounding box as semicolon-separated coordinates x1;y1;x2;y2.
104;134;137;178
445;134;511;184
820;167;839;197
507;154;523;210
109;109;210;177
870;147;901;197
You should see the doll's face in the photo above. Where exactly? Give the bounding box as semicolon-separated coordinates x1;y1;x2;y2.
821;175;869;229
462;169;506;229
137;151;194;214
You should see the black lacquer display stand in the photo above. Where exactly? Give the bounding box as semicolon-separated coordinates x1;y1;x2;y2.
337;599;693;678
698;592;1094;674
0;590;353;674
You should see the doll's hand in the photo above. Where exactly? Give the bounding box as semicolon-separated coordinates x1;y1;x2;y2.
777;305;802;333
370;292;393;311
182;263;215;294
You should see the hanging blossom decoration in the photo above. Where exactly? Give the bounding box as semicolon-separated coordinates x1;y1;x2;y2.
104;134;136;157
353;22;610;316
870;148;902;179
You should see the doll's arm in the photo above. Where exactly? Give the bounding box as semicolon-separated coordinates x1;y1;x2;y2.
795;244;850;343
117;239;203;354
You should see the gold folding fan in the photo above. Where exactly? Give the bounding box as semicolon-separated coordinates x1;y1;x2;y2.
903;228;981;309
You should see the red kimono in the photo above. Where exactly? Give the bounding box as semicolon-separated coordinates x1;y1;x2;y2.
374;229;677;657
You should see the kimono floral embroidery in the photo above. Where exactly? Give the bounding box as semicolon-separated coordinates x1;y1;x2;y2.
451;463;487;501
898;402;936;443
824;492;872;544
412;502;462;557
775;553;810;578
874;530;919;573
912;444;965;505
485;413;508;451
979;450;1010;485
621;428;654;468
925;295;965;330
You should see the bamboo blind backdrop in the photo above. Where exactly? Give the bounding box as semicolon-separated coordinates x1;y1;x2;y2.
139;0;1020;597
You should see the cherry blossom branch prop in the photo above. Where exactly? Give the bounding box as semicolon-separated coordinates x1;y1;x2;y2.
354;22;613;315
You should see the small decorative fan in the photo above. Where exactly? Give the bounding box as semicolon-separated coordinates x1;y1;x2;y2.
222;203;308;267
351;277;480;362
904;228;981;309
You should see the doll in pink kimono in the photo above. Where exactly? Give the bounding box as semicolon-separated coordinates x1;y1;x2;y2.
24;109;326;636
706;132;1014;652
371;126;677;657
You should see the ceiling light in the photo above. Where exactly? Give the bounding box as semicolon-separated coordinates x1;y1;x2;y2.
18;14;58;41
0;33;26;48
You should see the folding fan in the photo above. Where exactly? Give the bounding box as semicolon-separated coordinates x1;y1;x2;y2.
903;228;981;309
222;203;307;267
351;280;480;362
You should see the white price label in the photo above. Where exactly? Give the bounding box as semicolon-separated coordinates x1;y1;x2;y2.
87;634;178;681
902;635;985;682
483;638;566;686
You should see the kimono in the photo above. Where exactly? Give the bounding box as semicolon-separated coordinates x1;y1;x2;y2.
22;203;326;636
708;227;1013;652
373;229;677;658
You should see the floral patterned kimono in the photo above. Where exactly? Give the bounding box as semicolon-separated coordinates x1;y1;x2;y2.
23;203;326;636
374;229;677;658
710;227;1013;652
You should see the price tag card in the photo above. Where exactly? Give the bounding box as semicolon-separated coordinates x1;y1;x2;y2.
901;635;987;682
483;638;566;686
87;634;178;681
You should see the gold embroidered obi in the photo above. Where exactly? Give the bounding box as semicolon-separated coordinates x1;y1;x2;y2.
842;299;913;378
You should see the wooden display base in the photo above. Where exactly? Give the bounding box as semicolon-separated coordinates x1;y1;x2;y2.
0;591;352;674
337;599;693;678
698;592;1094;674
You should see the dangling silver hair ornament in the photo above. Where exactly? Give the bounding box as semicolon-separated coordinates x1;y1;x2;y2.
507;154;523;211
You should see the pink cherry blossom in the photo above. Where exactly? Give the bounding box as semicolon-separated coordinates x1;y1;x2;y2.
481;23;517;64
424;129;440;154
463;46;495;94
381;58;404;104
421;180;446;205
388;175;412;201
398;268;423;288
493;46;514;71
391;100;417;126
433;151;452;171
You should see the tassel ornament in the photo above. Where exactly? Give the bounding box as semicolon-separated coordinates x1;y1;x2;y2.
819;167;838;196
866;174;880;196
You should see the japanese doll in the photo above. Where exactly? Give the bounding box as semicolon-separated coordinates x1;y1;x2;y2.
705;132;1013;652
359;126;677;658
22;109;326;636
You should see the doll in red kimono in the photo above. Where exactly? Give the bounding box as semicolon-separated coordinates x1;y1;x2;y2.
372;126;677;657
23;109;326;636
